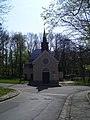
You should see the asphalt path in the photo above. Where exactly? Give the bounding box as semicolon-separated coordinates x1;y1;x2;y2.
0;83;90;120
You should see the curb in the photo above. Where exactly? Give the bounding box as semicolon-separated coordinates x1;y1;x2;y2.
59;90;90;120
0;90;20;102
86;91;90;103
58;94;73;120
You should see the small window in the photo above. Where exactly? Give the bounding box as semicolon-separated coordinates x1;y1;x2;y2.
24;74;27;80
43;58;49;64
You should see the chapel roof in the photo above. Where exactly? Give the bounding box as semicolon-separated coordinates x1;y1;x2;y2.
30;49;41;62
30;49;54;62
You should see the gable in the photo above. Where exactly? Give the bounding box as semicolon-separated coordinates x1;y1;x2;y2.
32;50;58;64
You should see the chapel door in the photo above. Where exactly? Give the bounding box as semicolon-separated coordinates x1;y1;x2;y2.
42;71;49;84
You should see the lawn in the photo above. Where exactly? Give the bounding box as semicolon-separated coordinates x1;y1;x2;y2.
0;87;14;97
73;77;90;86
0;78;28;84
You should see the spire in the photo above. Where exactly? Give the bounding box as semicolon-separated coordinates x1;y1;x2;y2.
41;29;49;52
43;28;47;43
43;28;46;37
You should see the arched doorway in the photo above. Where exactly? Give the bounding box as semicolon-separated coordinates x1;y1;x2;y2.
42;68;50;84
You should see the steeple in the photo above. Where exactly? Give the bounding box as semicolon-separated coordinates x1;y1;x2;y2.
41;29;48;52
43;28;45;36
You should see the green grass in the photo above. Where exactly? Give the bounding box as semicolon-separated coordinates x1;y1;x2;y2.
74;80;90;86
65;76;90;86
0;78;28;84
0;87;14;97
74;77;90;86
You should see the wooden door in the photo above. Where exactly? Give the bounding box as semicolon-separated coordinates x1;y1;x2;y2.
42;72;49;84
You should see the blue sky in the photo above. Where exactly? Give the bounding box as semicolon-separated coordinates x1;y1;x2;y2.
5;0;52;34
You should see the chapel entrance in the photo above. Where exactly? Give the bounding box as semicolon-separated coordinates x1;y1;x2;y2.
42;68;50;84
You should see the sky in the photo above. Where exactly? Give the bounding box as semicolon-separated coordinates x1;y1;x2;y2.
4;0;52;34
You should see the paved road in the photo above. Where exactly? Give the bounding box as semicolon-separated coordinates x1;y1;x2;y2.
0;83;90;120
65;90;90;120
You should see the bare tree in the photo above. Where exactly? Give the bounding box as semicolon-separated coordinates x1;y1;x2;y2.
41;0;90;40
0;0;11;23
26;33;41;53
0;27;9;76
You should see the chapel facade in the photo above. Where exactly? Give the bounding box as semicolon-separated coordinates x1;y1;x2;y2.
23;30;62;85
